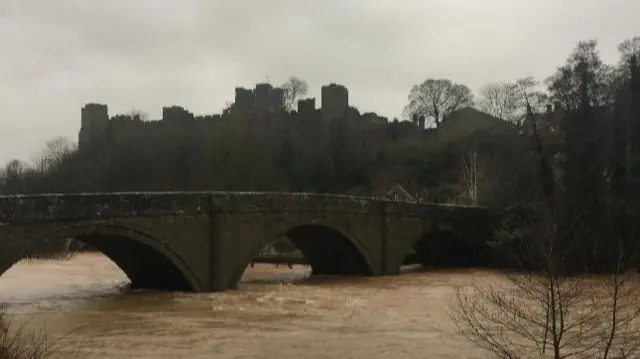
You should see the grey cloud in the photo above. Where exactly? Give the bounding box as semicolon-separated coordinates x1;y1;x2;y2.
1;0;639;164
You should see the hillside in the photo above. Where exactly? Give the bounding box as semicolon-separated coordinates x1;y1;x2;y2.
438;107;515;143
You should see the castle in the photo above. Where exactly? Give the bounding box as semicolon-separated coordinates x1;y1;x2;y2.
78;82;390;150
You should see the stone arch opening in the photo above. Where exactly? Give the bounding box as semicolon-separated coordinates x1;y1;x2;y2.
408;229;478;268
247;224;374;278
0;225;203;292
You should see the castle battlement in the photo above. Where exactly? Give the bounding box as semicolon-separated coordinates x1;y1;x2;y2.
78;82;388;150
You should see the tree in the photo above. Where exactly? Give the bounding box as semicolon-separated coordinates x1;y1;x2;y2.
477;81;521;123
403;79;474;127
35;137;75;173
619;37;640;62
547;42;612;269
515;77;549;115
450;202;640;359
112;110;148;122
617;37;640;79
609;39;640;269
477;78;548;128
459;149;499;206
547;40;616;110
2;160;27;194
127;109;148;122
281;76;308;112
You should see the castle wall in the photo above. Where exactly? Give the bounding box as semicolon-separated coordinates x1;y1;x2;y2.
162;106;194;121
298;98;316;114
78;82;392;150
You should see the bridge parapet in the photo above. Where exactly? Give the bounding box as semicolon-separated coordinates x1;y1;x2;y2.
212;192;432;216
0;191;492;225
0;192;212;225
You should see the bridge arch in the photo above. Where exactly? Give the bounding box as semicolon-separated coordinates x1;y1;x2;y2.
404;228;478;268
0;224;204;292
233;224;375;286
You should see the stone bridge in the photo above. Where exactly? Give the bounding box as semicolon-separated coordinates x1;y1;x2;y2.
0;192;500;292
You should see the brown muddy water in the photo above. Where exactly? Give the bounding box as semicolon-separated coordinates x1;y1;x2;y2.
0;253;495;358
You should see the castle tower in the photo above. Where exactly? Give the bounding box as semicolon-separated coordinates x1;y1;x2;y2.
254;83;273;115
162;106;194;121
297;98;316;114
78;103;109;150
321;83;349;122
270;87;285;112
234;87;255;113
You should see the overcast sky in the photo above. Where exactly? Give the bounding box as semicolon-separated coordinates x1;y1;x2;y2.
1;0;639;164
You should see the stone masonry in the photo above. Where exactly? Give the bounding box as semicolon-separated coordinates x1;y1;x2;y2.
0;192;498;292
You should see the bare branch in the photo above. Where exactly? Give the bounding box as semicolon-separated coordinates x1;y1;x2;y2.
403;79;474;127
450;202;640;359
281;76;309;112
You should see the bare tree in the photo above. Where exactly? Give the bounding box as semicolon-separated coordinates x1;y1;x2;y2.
0;167;6;193
459;146;507;206
477;82;521;123
517;77;548;106
460;150;488;205
403;78;474;127
449;203;640;359
35;137;75;173
127;109;148;121
4;160;25;177
476;78;548;126
2;160;27;194
281;76;309;111
460;151;480;205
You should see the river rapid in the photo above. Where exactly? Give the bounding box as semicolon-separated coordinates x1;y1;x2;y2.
0;253;492;359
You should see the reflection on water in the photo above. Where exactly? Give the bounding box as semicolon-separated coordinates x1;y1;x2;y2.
0;253;488;359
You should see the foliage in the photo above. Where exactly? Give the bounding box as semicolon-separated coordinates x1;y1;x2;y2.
546;40;617;110
617;37;640;79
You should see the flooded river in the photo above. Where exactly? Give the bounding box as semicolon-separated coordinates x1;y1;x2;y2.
0;253;489;358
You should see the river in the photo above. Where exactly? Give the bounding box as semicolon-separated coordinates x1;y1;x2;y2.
0;253;489;359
